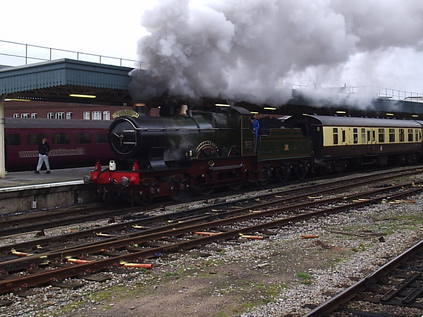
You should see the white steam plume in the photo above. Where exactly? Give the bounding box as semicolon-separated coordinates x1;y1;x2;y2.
131;0;423;107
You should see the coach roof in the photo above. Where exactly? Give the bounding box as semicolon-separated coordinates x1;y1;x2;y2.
286;114;422;128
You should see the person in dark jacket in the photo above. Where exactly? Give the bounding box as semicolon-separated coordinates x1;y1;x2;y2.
34;137;51;174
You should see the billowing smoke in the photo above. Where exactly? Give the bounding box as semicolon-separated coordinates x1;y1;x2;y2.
131;0;423;107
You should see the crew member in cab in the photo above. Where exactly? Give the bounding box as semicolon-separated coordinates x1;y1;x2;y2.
250;115;260;152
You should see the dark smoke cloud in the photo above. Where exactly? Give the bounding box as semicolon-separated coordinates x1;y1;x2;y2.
131;0;423;107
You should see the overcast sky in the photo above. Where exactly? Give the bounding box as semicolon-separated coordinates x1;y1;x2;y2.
0;0;156;66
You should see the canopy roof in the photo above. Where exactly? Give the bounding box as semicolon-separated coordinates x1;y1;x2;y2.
0;59;133;105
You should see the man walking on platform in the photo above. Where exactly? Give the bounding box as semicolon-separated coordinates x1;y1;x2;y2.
34;137;51;174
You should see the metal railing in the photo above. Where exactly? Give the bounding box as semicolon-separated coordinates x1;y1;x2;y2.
0;39;138;68
292;84;423;103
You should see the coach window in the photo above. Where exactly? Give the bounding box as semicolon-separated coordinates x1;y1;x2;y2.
28;134;44;145
47;112;54;119
77;133;91;144
21;113;30;119
361;128;366;144
399;129;405;142
31;113;37;119
389;129;395;142
408;129;414;142
13;113;19;118
378;129;385;143
103;111;111;120
333;128;339;145
353;128;358;144
92;111;102;120
83;111;91;120
53;133;70;144
6;134;20;145
341;130;346;143
419;131;422;141
55;112;65;120
66;112;73;120
96;133;108;143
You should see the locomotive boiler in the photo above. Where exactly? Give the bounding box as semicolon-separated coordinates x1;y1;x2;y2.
108;105;255;170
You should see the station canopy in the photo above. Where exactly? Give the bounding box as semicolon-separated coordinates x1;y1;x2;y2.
0;59;133;105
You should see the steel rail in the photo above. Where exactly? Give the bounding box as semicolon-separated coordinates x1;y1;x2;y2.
303;239;423;317
1;181;420;272
0;166;421;239
0;183;422;294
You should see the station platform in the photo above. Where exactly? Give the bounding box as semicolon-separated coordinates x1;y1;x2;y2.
0;167;95;214
0;167;91;191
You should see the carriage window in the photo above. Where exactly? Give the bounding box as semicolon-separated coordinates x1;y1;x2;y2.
77;133;91;144
6;134;20;145
367;131;371;142
378;129;385;142
408;129;413;142
416;130;419;142
389;129;395;142
53;133;70;144
353;128;358;144
342;130;346;143
420;131;422;141
96;133;108;143
361;128;366;144
28;134;45;145
399;129;405;142
372;130;376;141
333;128;338;145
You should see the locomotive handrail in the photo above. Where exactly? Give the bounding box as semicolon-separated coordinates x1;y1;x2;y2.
209;164;243;171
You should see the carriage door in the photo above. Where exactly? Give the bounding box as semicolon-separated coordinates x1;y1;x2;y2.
310;124;323;157
241;115;255;156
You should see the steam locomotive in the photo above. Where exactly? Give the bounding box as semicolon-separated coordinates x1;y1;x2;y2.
86;104;423;203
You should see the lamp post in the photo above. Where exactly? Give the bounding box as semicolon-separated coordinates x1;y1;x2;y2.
0;96;5;178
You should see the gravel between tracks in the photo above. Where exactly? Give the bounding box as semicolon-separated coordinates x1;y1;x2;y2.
1;178;423;316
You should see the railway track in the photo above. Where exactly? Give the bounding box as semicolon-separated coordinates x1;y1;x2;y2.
0;165;422;238
1;165;422;256
0;168;422;295
304;239;423;317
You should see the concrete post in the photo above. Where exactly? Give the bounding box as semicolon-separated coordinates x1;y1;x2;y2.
0;97;5;178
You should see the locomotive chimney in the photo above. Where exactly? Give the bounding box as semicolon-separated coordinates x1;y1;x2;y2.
133;102;150;116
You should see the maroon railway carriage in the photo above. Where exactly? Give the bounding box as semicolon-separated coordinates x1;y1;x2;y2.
5;118;114;171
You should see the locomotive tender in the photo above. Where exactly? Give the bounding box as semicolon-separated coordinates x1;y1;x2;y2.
87;105;423;202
